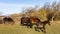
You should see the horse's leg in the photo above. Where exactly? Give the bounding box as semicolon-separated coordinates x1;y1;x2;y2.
35;27;37;31
27;23;30;28
20;18;23;25
35;26;40;32
42;25;46;33
27;22;29;28
39;27;42;31
29;22;32;28
20;21;23;26
29;24;32;28
35;24;40;32
27;22;32;28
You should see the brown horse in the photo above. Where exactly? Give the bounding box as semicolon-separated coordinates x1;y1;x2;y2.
30;17;50;33
30;17;41;25
34;13;53;33
3;17;15;25
35;20;50;33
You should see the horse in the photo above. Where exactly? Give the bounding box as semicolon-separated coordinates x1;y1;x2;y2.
34;14;53;33
3;17;15;25
35;19;50;33
20;16;32;28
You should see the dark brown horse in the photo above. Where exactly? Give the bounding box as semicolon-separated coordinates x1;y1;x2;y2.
3;17;15;24
20;16;32;28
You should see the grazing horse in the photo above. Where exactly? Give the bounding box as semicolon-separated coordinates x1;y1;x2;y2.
3;17;15;24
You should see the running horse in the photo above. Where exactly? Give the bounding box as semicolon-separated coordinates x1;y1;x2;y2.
35;19;50;33
30;17;50;33
3;17;15;25
35;14;53;33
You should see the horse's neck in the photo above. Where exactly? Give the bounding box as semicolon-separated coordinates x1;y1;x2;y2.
36;18;41;22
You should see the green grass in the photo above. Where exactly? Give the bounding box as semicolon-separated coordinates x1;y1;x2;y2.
0;22;60;34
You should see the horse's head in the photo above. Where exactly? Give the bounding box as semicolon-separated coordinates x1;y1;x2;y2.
47;13;53;26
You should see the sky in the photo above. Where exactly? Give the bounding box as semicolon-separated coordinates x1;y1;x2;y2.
0;0;60;15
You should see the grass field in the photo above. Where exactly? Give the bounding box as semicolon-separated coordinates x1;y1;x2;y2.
0;21;60;34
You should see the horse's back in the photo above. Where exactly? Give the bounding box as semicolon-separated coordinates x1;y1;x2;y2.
21;17;30;22
30;17;40;24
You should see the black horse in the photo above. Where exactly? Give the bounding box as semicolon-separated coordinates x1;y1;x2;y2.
3;17;15;24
